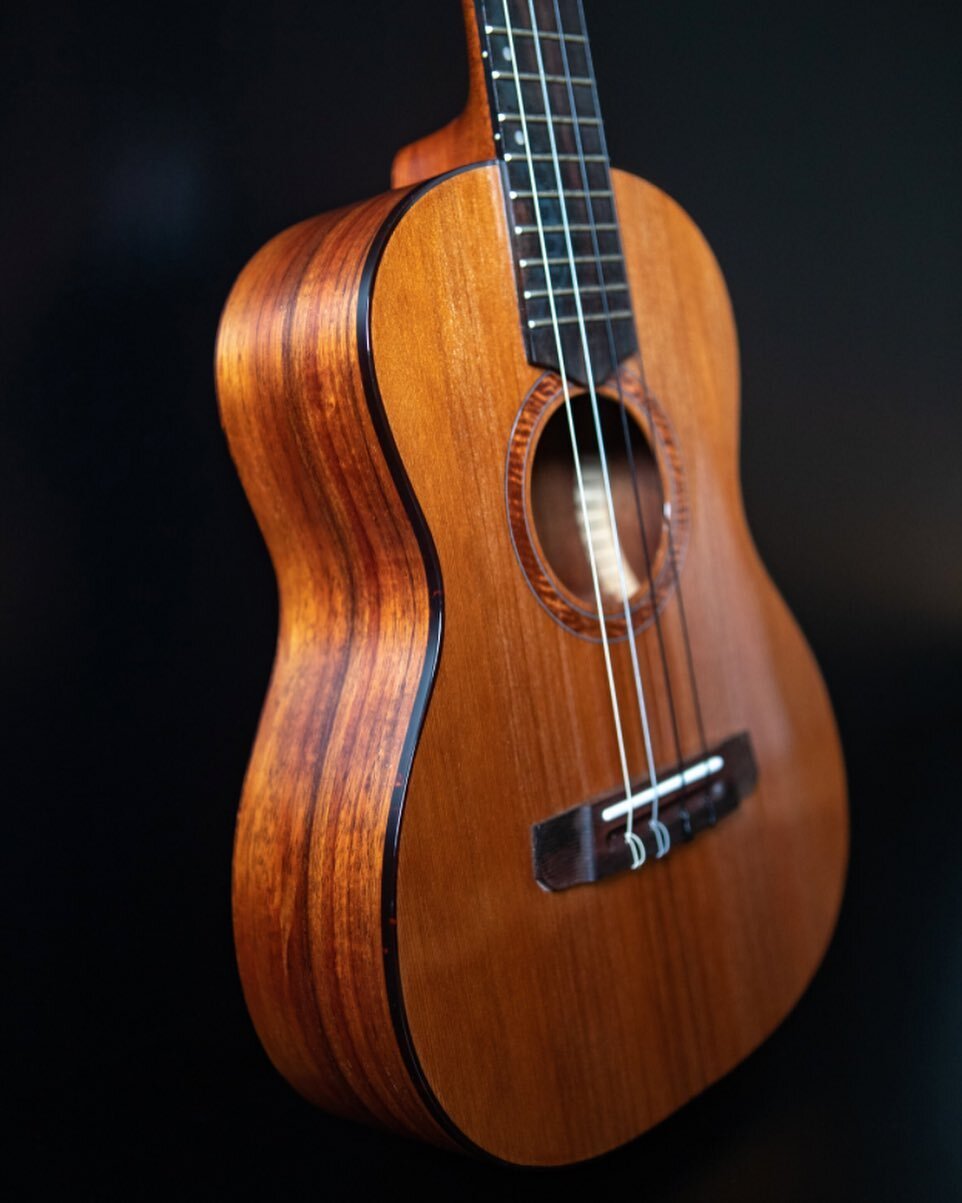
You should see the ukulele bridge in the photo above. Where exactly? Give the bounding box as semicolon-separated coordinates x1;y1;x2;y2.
531;733;757;891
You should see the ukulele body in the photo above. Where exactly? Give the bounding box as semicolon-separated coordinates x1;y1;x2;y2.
216;162;847;1166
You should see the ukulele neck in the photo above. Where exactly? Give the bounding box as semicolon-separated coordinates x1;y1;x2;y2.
475;0;637;385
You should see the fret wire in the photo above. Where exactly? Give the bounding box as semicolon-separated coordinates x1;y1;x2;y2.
485;24;585;42
510;189;612;198
519;254;623;266
491;70;592;85
524;283;628;298
498;113;600;126
528;310;633;329
515;222;617;233
504;153;607;162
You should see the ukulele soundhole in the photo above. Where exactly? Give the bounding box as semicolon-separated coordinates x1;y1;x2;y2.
531;394;662;610
506;370;690;641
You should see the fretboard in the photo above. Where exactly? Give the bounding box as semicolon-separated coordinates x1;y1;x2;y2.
476;0;636;386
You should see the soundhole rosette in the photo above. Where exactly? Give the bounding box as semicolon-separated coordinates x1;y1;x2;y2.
505;369;690;641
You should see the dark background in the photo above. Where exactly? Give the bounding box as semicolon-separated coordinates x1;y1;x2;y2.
4;1;960;1197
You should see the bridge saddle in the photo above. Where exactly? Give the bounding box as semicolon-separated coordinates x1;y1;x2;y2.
531;733;758;891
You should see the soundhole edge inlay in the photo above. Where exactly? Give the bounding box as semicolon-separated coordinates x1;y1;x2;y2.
505;368;690;641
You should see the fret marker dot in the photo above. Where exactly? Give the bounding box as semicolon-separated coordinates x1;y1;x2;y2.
514;130;525;146
502;46;512;61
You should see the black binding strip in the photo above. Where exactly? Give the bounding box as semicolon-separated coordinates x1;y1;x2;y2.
357;163;499;1161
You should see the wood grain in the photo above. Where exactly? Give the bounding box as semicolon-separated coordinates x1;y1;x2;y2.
215;188;457;1149
216;160;847;1164
368;164;848;1164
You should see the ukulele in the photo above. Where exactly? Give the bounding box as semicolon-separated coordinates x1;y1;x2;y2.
215;0;848;1166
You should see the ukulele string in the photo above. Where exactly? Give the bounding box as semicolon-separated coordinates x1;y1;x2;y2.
524;0;664;859
501;2;637;823
553;0;687;820
577;0;710;767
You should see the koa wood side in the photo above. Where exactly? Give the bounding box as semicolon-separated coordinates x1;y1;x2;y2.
216;186;454;1149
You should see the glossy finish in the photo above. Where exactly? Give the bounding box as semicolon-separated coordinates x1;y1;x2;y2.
216;188;455;1150
217;157;847;1164
371;164;847;1163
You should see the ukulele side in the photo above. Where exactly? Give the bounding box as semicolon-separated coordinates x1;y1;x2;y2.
215;185;458;1149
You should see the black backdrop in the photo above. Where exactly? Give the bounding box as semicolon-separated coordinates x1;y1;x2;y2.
5;1;961;1198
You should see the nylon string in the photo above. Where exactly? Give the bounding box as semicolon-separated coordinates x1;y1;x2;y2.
577;0;710;767
501;1;638;846
523;0;667;862
553;0;695;821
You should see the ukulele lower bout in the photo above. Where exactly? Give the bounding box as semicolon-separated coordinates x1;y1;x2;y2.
218;162;847;1167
